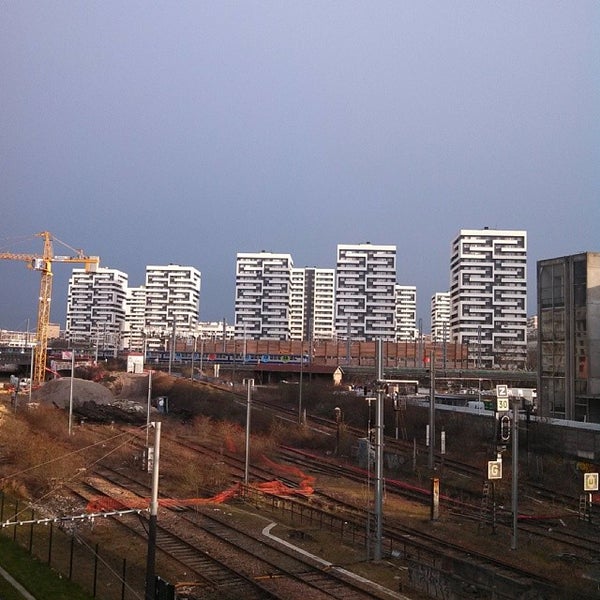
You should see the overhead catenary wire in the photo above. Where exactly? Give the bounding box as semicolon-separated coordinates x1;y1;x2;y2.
0;427;145;523
0;424;150;600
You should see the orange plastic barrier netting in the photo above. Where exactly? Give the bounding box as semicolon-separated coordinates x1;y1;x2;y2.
259;455;315;495
86;458;314;513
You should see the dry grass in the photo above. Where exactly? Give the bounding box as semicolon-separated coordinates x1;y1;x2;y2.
0;386;596;599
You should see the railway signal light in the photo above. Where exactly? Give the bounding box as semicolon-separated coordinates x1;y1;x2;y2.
497;414;511;443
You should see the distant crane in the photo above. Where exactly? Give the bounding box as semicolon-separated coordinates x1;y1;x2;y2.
0;231;100;386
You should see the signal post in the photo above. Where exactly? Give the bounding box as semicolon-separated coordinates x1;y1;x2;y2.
488;384;519;549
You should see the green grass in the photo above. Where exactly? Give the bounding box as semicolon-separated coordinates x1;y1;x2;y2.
0;536;93;600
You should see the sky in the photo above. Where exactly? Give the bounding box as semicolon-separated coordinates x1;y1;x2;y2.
1;2;598;333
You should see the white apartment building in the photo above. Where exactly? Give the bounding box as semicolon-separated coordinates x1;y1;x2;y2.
66;267;129;350
307;267;335;340
299;267;335;341
144;265;201;347
122;286;146;351
431;292;450;342
335;243;397;341
290;268;306;340
395;285;417;341
235;252;293;340
450;228;527;369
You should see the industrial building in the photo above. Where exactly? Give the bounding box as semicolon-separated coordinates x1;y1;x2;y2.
537;252;600;422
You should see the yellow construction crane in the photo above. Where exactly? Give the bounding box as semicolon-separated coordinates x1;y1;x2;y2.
0;231;100;386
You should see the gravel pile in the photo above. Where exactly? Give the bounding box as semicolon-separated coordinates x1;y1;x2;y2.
31;378;114;409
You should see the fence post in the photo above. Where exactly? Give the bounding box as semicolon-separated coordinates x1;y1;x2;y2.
13;500;18;542
48;521;53;565
121;558;126;600
28;508;34;553
69;534;75;579
93;543;99;598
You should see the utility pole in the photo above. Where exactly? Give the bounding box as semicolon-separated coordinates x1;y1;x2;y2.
168;320;176;375
346;316;351;365
374;339;384;561
511;404;519;550
428;351;436;470
145;421;161;600
68;350;75;436
145;370;152;449
244;379;254;486
190;334;197;382
298;340;304;424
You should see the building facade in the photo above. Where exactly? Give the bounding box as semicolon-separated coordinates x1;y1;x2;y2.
335;243;397;341
122;286;146;351
431;291;451;342
144;265;201;348
395;285;417;341
537;252;600;422
299;267;335;341
290;268;306;340
450;229;527;369
66;267;129;351
235;252;293;340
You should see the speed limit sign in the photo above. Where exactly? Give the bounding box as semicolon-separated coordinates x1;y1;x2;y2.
496;385;509;412
487;459;502;480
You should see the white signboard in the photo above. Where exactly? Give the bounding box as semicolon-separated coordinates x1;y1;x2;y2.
496;385;509;412
584;472;599;492
487;459;502;480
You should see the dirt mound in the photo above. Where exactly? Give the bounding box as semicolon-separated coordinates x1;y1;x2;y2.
113;372;151;401
31;378;114;409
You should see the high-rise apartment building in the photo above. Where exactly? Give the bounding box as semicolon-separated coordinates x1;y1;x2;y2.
450;229;527;369
66;267;129;350
335;243;397;341
144;265;201;343
235;252;293;340
395;285;417;341
431;292;450;342
301;267;335;341
290;268;306;340
537;252;600;422
122;286;146;351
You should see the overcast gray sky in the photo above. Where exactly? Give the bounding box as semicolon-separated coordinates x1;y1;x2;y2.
1;2;598;332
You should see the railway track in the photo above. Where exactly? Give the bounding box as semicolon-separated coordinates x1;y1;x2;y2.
72;464;407;600
61;391;599;597
114;427;564;598
68;478;282;600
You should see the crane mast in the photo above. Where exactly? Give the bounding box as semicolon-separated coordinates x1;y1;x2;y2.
0;231;100;386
